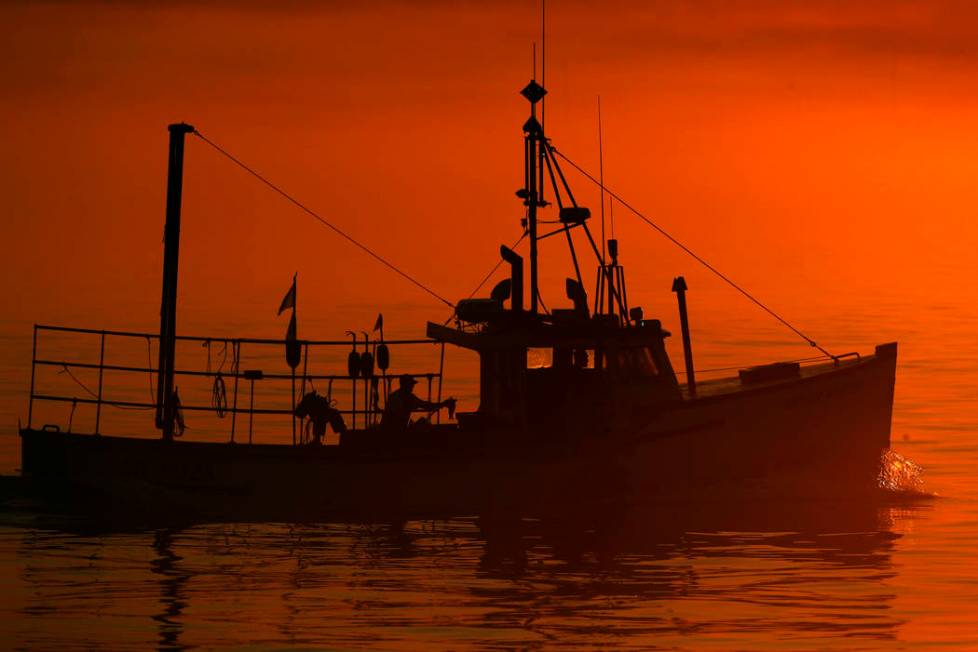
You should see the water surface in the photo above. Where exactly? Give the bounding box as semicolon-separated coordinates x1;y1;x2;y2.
2;282;977;649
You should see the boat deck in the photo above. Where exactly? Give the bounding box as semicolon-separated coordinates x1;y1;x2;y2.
679;355;865;400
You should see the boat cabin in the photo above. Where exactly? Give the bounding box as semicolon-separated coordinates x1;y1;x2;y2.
427;270;681;433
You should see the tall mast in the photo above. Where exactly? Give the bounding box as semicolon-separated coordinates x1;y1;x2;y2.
520;79;546;314
156;122;194;440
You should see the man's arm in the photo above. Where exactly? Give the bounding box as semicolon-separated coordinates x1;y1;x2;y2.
410;395;455;413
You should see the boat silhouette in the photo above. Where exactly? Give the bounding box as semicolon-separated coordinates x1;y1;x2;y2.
18;75;897;518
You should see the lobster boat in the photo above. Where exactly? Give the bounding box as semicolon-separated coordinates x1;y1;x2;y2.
18;77;897;519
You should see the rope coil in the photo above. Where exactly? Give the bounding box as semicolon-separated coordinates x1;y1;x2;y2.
212;372;228;418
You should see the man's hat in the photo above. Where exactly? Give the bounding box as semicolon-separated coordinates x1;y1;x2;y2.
399;373;417;387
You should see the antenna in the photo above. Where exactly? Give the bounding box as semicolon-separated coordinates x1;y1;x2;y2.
538;0;547;238
598;95;605;262
541;0;546;131
532;42;536;79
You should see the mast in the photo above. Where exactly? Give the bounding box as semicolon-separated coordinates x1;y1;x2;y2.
520;79;547;314
156;122;194;441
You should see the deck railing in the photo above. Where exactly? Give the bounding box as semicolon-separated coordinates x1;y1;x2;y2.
27;324;447;444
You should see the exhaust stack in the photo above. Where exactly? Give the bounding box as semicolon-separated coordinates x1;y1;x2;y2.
500;245;524;312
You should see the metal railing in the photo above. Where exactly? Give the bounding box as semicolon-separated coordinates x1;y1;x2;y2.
27;324;447;444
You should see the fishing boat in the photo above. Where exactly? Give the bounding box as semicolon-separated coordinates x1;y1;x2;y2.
18;76;897;519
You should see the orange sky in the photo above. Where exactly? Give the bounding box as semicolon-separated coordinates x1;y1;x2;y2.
4;5;978;642
2;0;978;341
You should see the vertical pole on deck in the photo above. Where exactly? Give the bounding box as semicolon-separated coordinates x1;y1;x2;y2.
230;341;240;443
351;376;357;432
156;122;194;441
27;324;37;429
521;80;545;314
436;342;445;424
378;321;388;407
618;266;630;320
94;332;106;435
594;268;604;317
290;278;298;446
299;343;309;399
362;332;370;427
528;128;539;314
299;342;309;442
672;276;696;396
248;377;255;445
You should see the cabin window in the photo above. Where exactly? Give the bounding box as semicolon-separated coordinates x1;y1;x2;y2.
575;349;596;369
527;347;595;370
606;346;659;378
633;347;659;376
527;348;552;369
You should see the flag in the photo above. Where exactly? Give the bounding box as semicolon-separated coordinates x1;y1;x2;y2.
278;275;296;315
285;311;301;369
373;313;383;332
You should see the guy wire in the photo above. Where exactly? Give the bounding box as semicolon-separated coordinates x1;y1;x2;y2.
551;147;835;359
192;129;455;309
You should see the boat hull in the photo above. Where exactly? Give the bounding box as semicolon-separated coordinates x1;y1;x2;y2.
19;344;897;520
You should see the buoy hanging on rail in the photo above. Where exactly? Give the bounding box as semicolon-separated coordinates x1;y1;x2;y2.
360;351;375;378
346;331;361;378
376;343;390;371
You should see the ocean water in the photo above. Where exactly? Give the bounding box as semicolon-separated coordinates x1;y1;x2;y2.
1;274;977;650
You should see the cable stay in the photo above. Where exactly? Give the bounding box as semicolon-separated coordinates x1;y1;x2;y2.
191;129;455;309
549;146;836;360
465;232;528;302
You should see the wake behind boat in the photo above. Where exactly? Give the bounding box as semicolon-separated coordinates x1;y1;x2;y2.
19;74;897;518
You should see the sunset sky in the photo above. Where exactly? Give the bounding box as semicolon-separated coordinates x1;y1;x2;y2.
2;0;977;342
5;5;978;645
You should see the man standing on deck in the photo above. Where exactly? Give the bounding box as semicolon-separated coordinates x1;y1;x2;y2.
381;374;455;431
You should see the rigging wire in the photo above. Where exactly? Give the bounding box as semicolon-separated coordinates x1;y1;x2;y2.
192;129;455;309
59;364;97;400
204;339;228;418
598;95;605;260
536;288;551;315
58;363;154;411
550;147;835;359
466;232;528;301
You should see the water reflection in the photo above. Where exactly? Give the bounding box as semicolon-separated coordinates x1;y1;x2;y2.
473;501;904;644
3;497;924;649
151;529;188;651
